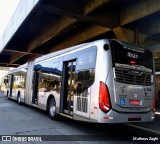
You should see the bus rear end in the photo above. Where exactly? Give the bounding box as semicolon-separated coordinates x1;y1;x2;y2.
96;40;155;123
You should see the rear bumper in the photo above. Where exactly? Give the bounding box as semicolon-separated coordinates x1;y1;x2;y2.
97;109;155;123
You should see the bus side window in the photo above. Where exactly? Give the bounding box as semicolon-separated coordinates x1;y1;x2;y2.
76;46;97;70
75;69;95;96
75;46;97;95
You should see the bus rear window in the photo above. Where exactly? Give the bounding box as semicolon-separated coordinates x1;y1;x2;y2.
110;40;153;73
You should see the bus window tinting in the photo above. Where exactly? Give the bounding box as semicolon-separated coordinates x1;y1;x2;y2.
37;61;62;93
75;69;95;96
111;40;153;72
77;46;97;70
13;69;27;89
75;47;97;96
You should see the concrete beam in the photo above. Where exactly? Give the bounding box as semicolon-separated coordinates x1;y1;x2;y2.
50;25;110;52
11;0;160;65
113;27;129;42
27;1;111;53
84;0;110;15
28;17;76;52
27;1;113;53
153;52;160;58
120;0;160;25
9;53;26;65
115;27;148;45
147;44;160;52
42;4;116;28
0;63;19;67
153;58;160;71
0;0;40;52
4;49;43;56
26;55;41;62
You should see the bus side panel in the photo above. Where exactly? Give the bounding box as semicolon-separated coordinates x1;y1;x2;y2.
8;75;13;97
74;46;97;120
89;40;113;122
25;62;34;105
40;58;62;112
8;74;18;101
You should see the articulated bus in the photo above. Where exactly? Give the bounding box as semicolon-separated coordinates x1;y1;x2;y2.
5;39;156;123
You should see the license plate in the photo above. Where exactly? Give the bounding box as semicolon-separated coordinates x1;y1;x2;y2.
130;99;140;106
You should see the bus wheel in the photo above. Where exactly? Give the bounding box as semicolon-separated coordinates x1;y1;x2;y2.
7;91;10;100
17;93;21;105
48;98;57;120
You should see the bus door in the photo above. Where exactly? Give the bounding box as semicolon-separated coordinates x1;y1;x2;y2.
61;60;76;116
32;70;39;105
9;75;14;97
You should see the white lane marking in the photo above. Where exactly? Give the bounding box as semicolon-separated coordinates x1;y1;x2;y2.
126;124;160;135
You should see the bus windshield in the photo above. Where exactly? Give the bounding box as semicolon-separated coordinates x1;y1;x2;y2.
110;40;153;73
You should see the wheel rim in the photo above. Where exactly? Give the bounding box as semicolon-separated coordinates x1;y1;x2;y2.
50;100;56;116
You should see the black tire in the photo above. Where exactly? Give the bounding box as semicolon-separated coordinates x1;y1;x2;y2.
7;91;9;96
17;93;21;105
7;91;10;100
48;98;57;120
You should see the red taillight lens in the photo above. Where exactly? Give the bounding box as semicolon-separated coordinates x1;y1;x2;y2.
130;60;136;65
99;81;111;112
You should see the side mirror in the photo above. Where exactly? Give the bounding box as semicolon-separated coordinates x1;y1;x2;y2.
104;44;109;51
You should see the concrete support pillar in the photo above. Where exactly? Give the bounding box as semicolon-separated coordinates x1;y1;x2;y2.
113;27;129;42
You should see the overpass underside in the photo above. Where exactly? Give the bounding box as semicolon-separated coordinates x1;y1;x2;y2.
0;0;160;70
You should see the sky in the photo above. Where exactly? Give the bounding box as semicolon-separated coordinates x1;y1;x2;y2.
0;0;20;38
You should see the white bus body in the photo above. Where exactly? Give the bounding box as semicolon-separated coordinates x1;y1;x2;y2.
6;39;155;123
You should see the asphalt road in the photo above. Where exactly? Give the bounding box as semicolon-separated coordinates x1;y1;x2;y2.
0;94;159;144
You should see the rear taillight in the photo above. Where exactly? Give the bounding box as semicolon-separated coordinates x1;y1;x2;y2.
99;81;111;112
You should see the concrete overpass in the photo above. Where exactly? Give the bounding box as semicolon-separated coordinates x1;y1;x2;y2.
0;0;160;70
